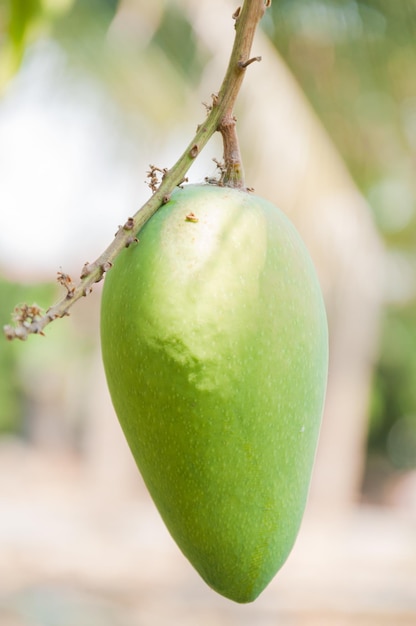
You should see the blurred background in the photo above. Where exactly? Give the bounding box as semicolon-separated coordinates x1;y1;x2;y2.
1;1;416;624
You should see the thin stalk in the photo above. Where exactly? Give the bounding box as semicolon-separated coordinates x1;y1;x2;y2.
4;0;269;341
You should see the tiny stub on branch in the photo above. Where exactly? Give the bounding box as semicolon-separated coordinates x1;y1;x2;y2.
232;6;241;22
125;236;139;248
123;217;135;231
178;177;189;188
239;56;262;69
101;261;113;273
81;262;93;279
189;144;199;159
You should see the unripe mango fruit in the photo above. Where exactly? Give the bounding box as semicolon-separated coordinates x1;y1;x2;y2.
100;184;328;603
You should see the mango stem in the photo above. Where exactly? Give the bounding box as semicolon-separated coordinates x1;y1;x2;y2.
218;114;245;189
3;0;269;341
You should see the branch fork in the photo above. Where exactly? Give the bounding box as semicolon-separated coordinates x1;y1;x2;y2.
3;0;269;341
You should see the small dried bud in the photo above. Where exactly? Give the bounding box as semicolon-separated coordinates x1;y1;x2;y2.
185;212;199;223
57;270;76;298
3;325;16;341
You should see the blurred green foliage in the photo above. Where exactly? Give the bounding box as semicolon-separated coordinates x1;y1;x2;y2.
264;0;416;206
264;0;416;478
1;0;213;125
151;4;207;83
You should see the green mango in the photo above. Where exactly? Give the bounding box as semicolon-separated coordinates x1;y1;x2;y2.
100;184;328;603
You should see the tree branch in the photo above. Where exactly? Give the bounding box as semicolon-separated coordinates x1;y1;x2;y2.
3;0;269;341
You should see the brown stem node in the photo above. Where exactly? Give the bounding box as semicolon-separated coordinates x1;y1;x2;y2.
80;262;93;279
125;236;139;248
123;217;135;231
189;144;199;159
101;261;113;273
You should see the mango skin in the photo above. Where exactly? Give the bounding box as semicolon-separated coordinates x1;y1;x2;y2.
100;184;328;603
